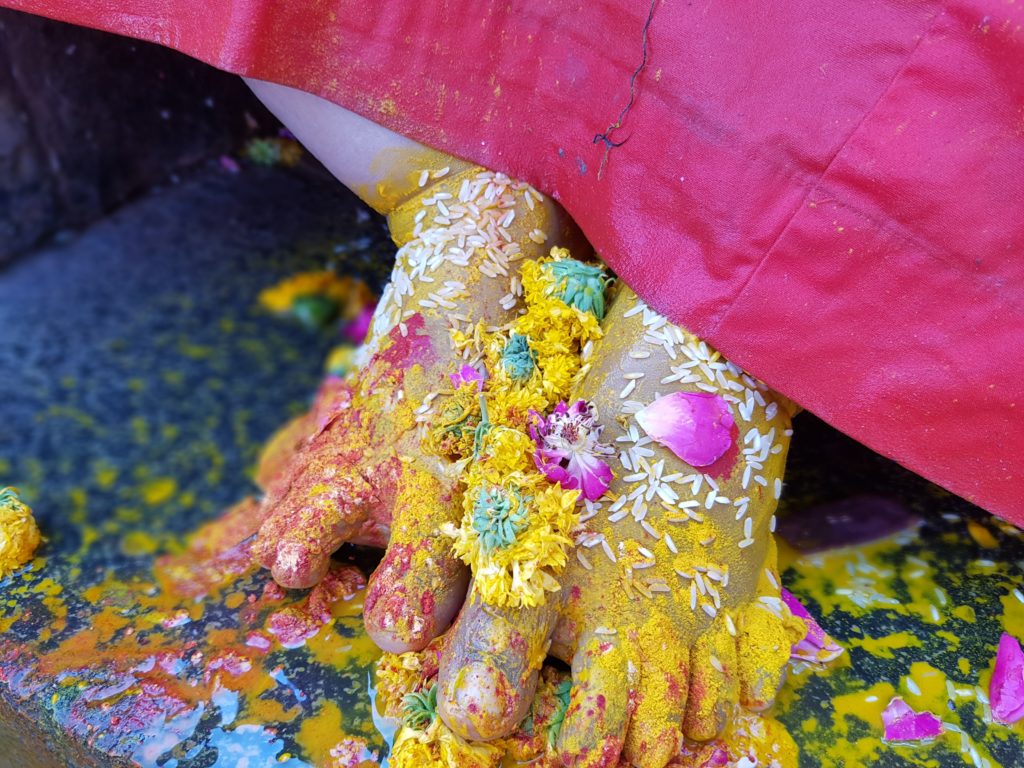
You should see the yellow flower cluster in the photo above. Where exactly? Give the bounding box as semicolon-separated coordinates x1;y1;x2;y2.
445;473;579;608
436;248;610;608
450;249;604;430
258;270;372;317
375;649;429;720
389;720;504;768
0;488;40;578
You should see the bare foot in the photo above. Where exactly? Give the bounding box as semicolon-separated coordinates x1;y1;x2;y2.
252;162;581;655
437;285;804;767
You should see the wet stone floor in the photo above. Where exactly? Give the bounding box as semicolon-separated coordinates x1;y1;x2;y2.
0;162;1021;767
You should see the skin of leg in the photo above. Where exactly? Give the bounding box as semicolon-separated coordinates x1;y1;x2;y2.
441;284;804;765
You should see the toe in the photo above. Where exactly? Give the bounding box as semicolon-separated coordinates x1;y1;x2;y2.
364;537;468;652
264;539;332;589
623;640;689;768
255;438;374;588
438;592;559;741
736;602;797;711
364;462;469;652
255;411;315;490
255;473;366;589
556;631;635;768
683;624;738;742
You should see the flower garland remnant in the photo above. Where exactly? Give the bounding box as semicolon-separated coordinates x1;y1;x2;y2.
437;248;613;608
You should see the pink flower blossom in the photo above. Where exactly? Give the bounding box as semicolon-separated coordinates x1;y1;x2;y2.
635;392;734;468
529;400;613;502
881;697;943;742
342;303;376;344
781;588;844;664
449;364;487;391
991;632;1024;725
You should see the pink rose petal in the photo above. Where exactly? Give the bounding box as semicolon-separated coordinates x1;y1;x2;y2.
781;588;844;664
881;697;944;742
635;392;734;467
991;632;1024;725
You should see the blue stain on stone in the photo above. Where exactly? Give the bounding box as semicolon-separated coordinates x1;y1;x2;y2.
501;333;536;381
213;687;239;726
271;666;307;703
131;702;206;768
207;724;310;768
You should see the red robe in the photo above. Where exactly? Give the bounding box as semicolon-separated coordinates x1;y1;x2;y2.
7;0;1023;523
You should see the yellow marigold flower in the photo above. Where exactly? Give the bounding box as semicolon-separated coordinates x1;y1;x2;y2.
374;650;427;720
446;473;579;609
517;257;604;345
390;721;504;768
389;728;438;768
474;427;535;476
0;488;40;579
258;271;372;318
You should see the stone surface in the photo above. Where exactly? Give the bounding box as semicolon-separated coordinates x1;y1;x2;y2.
0;161;392;767
0;8;278;262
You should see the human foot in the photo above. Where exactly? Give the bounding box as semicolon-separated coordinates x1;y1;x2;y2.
436;284;804;766
252;163;580;654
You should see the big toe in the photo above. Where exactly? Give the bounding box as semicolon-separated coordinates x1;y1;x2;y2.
438;592;558;741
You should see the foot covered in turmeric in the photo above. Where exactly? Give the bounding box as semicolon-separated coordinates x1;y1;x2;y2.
252;163;575;653
432;284;806;767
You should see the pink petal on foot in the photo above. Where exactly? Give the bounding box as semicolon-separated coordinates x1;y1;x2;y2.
881;697;944;742
991;632;1024;725
635;392;734;467
781;588;844;664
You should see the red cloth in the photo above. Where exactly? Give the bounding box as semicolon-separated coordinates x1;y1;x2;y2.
7;0;1023;522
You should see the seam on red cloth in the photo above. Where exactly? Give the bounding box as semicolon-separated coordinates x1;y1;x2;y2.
710;4;945;339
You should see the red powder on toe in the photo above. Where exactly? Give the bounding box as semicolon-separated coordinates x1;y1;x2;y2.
419;590;436;618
